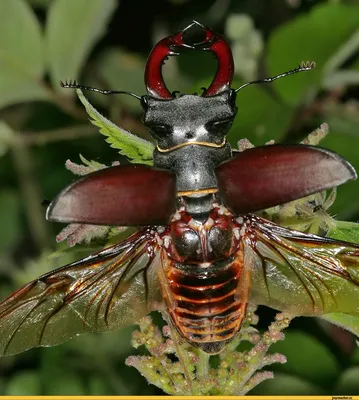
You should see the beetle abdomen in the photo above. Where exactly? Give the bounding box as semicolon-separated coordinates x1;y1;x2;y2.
156;204;249;353
162;254;248;354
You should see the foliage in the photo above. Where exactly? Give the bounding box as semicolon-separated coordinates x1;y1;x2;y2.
127;309;289;395
1;0;359;395
76;89;154;164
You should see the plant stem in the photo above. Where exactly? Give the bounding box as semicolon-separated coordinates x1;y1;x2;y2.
196;350;210;379
22;125;98;146
11;136;51;251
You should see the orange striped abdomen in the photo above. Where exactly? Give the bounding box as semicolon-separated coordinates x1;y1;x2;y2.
163;253;248;354
158;205;249;353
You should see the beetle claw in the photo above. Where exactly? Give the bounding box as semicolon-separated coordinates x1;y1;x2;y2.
61;79;79;89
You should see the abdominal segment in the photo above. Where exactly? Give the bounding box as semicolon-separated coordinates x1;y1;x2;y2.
166;256;247;353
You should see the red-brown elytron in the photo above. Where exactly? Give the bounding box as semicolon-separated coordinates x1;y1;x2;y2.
0;21;358;355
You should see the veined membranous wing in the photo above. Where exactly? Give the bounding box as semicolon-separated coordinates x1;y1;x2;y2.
243;214;359;317
0;229;163;356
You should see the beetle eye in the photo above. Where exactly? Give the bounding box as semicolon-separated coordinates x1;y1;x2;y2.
147;123;171;137
207;118;233;132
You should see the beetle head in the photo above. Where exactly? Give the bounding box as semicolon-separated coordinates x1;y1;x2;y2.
143;22;237;149
143;90;237;150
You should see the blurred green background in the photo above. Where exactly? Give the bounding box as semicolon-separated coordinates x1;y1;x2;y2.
1;0;359;395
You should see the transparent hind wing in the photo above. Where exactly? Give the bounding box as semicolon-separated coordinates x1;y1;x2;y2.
245;214;359;316
0;230;163;356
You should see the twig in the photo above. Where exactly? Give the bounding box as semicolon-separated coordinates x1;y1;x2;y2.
196;350;210;379
11;138;51;251
21;125;98;146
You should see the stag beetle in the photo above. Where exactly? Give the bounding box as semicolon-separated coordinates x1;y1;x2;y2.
0;21;357;356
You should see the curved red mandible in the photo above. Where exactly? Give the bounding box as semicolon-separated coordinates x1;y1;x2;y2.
145;22;234;99
145;27;191;99
200;24;234;97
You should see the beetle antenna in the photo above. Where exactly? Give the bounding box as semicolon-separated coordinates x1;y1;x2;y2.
235;61;316;93
60;80;142;100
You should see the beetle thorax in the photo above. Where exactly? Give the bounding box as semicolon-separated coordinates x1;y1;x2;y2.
143;90;237;194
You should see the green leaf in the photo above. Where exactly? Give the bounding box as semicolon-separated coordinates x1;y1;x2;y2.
327;220;359;243
79;154;107;171
323;69;359;89
313;105;359;218
321;313;359;337
225;15;263;81
324;28;359;77
335;366;359;394
65;156;107;176
94;47;146;111
13;250;61;287
269;331;340;386
45;0;117;90
250;373;323;395
267;3;359;105
5;371;41;395
320;129;359;219
229;82;294;146
0;0;48;108
76;89;154;164
226;14;254;41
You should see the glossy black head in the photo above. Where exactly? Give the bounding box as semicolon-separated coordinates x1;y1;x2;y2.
142;90;237;150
